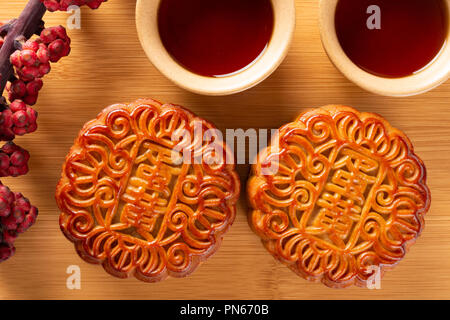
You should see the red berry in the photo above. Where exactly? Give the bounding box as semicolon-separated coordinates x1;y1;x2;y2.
11;206;25;224
10;51;22;68
26;107;38;123
0;243;15;262
16;165;29;176
36;45;50;64
53;25;68;39
8;166;20;177
40;28;57;44
16;209;37;234
0;154;9;170
13;127;27;136
7;80;27;101
1;141;17;154
23;94;38;106
27;123;37;134
9;100;26;113
0;198;11;217
22;40;39;52
27;79;43;95
38;62;51;77
0;184;14;203
2;215;18;231
87;0;104;9
15;193;31;212
61;43;71;57
19;66;40;81
0;108;13;129
10;150;28;167
12;110;28;128
20;50;38;67
49;39;65;55
42;0;60;12
2;230;17;244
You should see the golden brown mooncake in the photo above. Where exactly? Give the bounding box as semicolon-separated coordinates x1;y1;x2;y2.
247;105;430;288
56;99;240;282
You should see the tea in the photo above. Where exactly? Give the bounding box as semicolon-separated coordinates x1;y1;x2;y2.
335;0;448;78
158;0;274;78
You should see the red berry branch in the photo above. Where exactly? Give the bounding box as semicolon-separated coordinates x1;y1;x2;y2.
0;0;105;262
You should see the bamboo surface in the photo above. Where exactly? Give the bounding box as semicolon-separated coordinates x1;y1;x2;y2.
1;0;450;300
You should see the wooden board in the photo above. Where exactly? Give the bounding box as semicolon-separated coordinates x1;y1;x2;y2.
1;0;450;300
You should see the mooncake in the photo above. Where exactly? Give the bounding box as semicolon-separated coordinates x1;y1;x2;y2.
247;105;430;288
56;99;240;282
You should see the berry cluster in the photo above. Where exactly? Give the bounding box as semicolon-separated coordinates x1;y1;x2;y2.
0;183;38;262
2;26;70;142
42;0;107;11
0;100;38;140
7;79;42;106
8;26;70;105
0;142;30;177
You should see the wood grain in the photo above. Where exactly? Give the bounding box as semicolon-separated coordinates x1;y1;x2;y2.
1;0;450;300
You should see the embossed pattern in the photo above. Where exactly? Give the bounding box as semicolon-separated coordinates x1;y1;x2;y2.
56;99;240;282
247;106;430;288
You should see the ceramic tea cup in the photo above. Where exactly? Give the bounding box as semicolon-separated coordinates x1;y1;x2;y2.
319;0;450;97
136;0;296;96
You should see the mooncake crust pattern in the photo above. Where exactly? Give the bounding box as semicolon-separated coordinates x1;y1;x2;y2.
56;99;240;282
247;105;430;288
